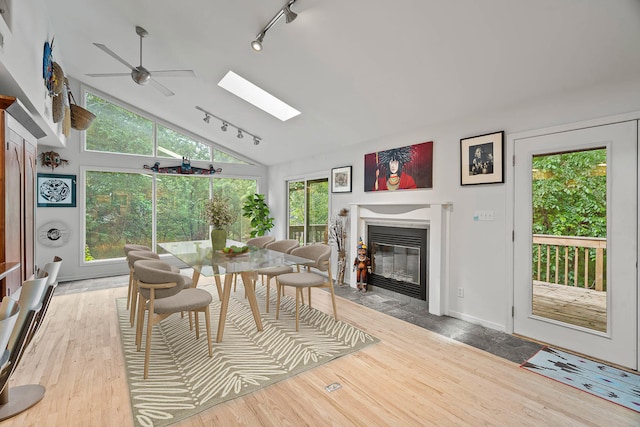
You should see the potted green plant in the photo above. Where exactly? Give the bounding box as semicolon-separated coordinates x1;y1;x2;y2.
242;193;274;238
204;196;237;250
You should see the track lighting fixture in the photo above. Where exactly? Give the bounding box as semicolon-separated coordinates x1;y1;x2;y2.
251;34;264;52
251;0;299;52
196;106;262;145
283;5;297;23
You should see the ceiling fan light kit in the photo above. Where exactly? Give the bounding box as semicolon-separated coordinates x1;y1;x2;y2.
88;25;195;96
251;0;299;52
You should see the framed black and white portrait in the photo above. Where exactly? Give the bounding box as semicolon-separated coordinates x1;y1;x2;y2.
37;173;77;207
460;131;504;186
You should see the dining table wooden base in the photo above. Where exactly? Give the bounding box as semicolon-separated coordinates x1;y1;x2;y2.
216;271;263;342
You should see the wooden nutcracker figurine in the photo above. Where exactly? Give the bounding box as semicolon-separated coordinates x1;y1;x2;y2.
353;238;372;291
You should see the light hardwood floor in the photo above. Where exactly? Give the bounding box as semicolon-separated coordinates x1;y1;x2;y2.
5;281;639;426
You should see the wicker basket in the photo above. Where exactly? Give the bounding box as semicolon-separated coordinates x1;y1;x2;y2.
52;62;65;95
68;90;96;130
70;104;96;130
51;93;64;123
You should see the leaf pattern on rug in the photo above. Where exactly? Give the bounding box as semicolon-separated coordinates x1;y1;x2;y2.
118;281;379;427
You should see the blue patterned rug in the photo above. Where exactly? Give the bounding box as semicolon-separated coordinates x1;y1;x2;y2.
117;281;379;427
521;347;640;412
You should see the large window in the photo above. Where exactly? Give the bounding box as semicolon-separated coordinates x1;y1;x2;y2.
156;175;210;243
288;178;329;245
85;93;153;155
157;125;210;160
85;91;249;165
83;90;262;261
85;171;153;260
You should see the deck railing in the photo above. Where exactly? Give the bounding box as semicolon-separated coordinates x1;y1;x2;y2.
532;234;606;291
288;224;327;245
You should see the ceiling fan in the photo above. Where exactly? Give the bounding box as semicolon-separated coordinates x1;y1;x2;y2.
87;25;195;96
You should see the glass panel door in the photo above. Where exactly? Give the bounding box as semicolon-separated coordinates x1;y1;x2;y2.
513;121;637;369
287;178;328;245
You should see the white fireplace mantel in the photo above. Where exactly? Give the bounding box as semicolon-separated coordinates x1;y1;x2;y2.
349;202;452;316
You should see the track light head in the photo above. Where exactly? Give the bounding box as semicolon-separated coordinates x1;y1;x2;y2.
283;5;297;23
221;122;228;131
237;129;244;139
203;114;211;124
251;34;264;52
253;136;261;145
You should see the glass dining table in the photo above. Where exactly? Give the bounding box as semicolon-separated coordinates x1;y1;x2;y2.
158;239;311;342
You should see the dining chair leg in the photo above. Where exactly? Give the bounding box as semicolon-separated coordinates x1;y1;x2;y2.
295;288;301;331
276;280;281;320
130;279;139;327
329;283;338;319
136;293;146;350
194;311;200;339
204;305;213;357
143;301;155;379
127;269;133;310
265;276;271;313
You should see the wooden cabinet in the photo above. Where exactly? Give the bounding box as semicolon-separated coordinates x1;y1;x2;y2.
0;96;39;297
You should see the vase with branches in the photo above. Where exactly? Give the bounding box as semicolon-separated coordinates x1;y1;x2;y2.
203;196;237;249
328;208;349;284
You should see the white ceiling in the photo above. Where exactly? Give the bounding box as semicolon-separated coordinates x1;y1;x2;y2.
46;0;640;166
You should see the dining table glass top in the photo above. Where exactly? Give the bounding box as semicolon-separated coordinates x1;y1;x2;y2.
158;239;311;275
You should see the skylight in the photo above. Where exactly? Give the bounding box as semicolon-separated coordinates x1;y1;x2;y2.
218;71;301;122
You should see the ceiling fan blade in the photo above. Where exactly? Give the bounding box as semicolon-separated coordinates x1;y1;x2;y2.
148;70;196;78
86;73;131;77
93;43;136;70
149;79;175;96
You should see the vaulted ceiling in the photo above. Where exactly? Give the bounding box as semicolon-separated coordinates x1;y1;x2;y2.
46;0;640;165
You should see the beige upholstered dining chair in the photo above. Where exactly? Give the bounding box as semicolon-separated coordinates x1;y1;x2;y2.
123;243;152;254
276;243;336;331
134;259;213;379
126;250;160;326
246;235;275;248
123;244;153;310
254;239;299;312
127;250;189;327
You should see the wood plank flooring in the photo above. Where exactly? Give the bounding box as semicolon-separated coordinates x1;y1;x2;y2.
5;281;639;426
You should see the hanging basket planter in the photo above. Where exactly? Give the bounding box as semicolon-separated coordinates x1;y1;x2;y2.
67;87;96;130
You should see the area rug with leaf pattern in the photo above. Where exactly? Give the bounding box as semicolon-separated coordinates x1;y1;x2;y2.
521;346;640;413
116;281;379;427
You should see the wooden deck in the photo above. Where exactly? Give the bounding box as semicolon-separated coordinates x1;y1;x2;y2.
533;281;607;332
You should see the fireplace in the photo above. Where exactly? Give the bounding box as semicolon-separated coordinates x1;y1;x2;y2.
368;225;428;300
349;202;451;315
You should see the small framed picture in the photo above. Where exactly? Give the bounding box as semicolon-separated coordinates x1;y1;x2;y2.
460;131;504;186
331;166;352;193
37;173;77;207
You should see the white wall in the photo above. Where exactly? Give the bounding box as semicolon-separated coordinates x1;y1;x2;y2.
268;76;640;332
